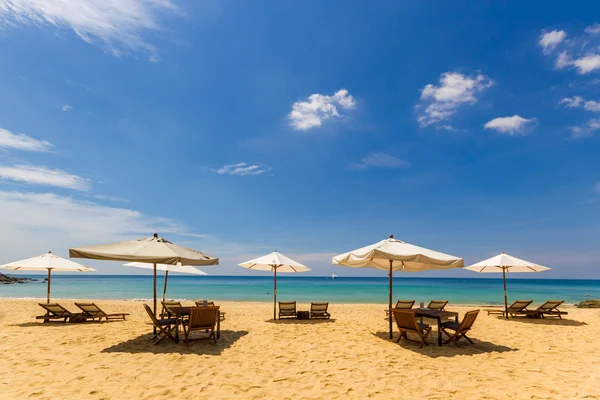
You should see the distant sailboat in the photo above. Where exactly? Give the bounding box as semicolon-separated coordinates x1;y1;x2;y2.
331;274;338;280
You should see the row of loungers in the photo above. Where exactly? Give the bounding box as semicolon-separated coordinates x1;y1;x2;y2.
278;301;331;319
37;303;129;323
488;300;569;319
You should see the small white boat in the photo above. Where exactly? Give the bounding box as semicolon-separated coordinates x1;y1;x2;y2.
331;274;337;280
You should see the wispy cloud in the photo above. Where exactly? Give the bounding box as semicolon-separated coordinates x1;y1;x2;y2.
61;104;71;111
539;30;566;54
92;194;130;203
416;72;493;127
569;119;600;138
0;165;90;191
0;0;180;60
0;127;52;152
289;89;356;131
348;153;410;171
560;96;600;112
483;115;536;135
540;25;600;74
594;181;600;193
206;162;270;176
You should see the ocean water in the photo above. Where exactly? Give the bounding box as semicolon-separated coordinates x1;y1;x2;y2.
1;275;599;305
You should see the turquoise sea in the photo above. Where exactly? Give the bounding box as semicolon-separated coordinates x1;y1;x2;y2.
1;275;599;305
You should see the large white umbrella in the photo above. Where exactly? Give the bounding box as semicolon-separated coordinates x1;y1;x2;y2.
238;250;310;320
0;252;95;303
123;262;207;302
70;233;218;326
333;235;463;338
464;252;550;319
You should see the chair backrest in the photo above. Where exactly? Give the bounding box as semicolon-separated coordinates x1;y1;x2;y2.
509;300;533;311
395;300;415;309
392;310;420;332
188;306;219;329
458;310;480;332
537;300;564;311
39;303;70;316
279;301;296;313
162;301;182;310
194;301;215;307
311;302;328;313
75;303;103;316
143;304;162;327
428;300;448;310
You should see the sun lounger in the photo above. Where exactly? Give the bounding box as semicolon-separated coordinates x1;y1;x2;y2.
385;300;415;317
392;309;432;348
310;302;330;319
441;310;480;346
279;301;297;319
195;301;226;320
535;300;568;319
75;303;128;322
143;304;176;345
36;303;81;323
183;306;219;345
487;300;533;317
427;300;448;310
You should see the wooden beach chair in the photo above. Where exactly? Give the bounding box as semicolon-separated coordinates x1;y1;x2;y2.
310;302;330;319
487;300;533;317
427;300;448;310
279;301;297;319
392;309;432;348
161;301;182;318
183;306;220;345
535;300;568;319
75;303;128;322
441;310;480;346
143;304;176;345
385;300;415;317
36;303;81;323
195;301;226;320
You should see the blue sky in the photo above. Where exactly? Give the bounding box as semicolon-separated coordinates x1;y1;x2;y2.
0;1;599;278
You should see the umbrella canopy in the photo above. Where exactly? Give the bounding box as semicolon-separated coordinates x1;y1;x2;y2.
0;251;95;303
464;252;550;319
333;235;463;338
124;262;207;302
70;233;218;328
238;251;310;319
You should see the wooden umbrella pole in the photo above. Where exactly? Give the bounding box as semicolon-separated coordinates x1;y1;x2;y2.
162;270;169;302
503;268;508;320
273;267;277;320
389;260;393;339
153;263;157;336
47;269;51;304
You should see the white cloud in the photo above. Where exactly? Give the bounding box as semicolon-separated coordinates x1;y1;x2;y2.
0;127;52;152
539;30;566;54
0;165;89;190
289;89;356;131
349;153;410;171
484;115;536;135
416;72;493;127
585;100;600;112
569;119;600;138
585;24;600;35
62;104;71;111
209;162;269;176
0;0;179;60
560;96;600;112
92;194;130;203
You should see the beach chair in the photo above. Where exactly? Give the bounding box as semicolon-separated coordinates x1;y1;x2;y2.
279;301;297;319
75;303;129;322
427;300;448;310
385;300;415;317
441;310;480;346
182;306;219;345
36;303;81;323
310;302;330;319
161;301;182;318
487;300;532;317
535;300;569;319
143;304;176;345
195;301;226;320
392;309;432;348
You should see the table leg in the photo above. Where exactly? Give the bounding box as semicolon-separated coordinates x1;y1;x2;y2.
455;315;458;323
437;318;442;346
175;317;180;343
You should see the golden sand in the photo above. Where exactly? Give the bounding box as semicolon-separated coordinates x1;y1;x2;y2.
0;300;599;399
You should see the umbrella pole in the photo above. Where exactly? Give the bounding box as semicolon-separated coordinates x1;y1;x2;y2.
153;263;157;336
503;268;508;320
47;269;51;304
273;267;277;320
389;260;393;339
162;270;169;302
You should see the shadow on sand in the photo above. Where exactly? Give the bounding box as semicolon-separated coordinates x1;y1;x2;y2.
101;330;249;356
490;316;587;327
372;331;517;358
265;318;336;324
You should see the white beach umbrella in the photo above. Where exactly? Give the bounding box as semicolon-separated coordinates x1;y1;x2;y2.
0;252;95;303
123;262;207;302
238;251;311;320
333;234;463;338
464;252;550;319
70;233;218;326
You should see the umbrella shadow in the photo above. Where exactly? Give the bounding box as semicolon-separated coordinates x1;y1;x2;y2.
13;320;130;328
265;318;336;324
490;316;587;326
101;330;249;356
371;331;517;358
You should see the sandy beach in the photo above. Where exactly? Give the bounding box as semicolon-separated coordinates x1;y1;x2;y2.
0;300;598;399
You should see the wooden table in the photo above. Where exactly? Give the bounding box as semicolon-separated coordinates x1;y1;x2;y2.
412;309;458;346
168;306;221;343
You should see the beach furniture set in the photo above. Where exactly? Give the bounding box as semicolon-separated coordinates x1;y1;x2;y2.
487;300;569;319
36;302;128;323
278;301;331;319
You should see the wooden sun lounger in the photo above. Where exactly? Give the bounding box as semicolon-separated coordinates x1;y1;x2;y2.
310;302;330;319
279;301;297;319
195;301;226;320
487;300;533;317
392;309;432;348
535;300;569;319
385;300;415;317
36;303;82;323
182;306;220;345
441;310;480;346
427;300;449;310
75;303;129;321
143;304;177;345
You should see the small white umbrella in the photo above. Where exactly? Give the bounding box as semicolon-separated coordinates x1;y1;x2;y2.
0;251;95;303
124;262;207;302
238;250;310;320
464;252;550;319
333;235;463;338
